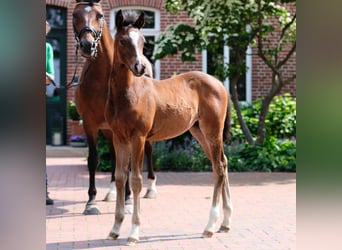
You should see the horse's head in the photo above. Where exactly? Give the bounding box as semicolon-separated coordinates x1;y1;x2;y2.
114;10;146;77
72;0;104;58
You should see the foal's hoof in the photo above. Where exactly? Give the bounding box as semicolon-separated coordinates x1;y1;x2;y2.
202;230;214;238
143;189;157;199
127;237;139;246
83;204;100;215
103;192;116;202
107;232;119;240
218;225;230;233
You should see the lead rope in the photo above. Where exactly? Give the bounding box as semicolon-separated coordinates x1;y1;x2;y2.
46;42;80;90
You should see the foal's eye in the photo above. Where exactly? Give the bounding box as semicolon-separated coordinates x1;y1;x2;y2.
119;39;126;45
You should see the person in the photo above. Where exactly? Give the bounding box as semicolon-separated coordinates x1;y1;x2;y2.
46;21;54;205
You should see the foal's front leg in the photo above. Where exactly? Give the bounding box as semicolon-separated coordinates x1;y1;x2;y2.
107;143;130;240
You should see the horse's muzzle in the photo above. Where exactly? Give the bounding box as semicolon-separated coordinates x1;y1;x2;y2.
80;40;97;57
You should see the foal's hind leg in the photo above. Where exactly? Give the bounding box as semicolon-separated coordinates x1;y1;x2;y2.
143;141;157;199
190;125;231;237
218;164;233;233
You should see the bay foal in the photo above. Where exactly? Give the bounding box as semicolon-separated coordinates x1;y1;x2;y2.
105;10;233;244
72;1;157;214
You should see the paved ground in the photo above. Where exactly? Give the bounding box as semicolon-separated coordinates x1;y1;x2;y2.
46;147;296;250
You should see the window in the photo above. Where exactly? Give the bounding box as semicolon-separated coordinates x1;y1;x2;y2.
202;41;252;103
110;7;160;79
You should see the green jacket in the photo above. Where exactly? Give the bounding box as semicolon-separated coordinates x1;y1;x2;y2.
46;42;54;79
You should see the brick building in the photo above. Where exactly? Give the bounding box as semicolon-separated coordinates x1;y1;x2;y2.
45;0;296;145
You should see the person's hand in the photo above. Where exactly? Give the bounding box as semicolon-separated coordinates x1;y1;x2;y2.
46;76;52;85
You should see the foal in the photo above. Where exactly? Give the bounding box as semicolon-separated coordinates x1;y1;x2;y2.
105;10;233;244
72;1;157;215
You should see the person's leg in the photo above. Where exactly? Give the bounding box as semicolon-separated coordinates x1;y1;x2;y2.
46;172;54;205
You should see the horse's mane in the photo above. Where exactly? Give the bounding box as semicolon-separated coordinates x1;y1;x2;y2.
121;10;140;27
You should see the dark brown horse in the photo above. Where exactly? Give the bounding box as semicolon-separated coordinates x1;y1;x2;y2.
72;1;157;215
105;10;233;245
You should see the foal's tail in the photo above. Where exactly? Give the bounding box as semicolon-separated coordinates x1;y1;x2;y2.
223;94;232;143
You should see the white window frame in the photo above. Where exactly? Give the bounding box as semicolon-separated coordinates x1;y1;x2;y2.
202;44;252;103
110;7;160;80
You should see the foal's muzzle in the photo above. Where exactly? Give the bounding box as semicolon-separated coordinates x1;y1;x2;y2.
132;63;146;77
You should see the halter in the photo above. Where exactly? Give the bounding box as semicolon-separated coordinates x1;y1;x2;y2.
73;2;104;58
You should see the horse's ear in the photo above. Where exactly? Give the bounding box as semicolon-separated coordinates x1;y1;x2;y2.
116;10;124;30
134;12;145;29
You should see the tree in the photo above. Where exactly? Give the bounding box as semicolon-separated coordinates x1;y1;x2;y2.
153;0;296;145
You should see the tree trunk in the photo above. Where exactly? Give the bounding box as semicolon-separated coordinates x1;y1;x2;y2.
256;73;283;144
230;74;254;145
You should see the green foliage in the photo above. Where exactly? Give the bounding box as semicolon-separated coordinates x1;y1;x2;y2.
153;135;296;172
153;23;201;61
231;93;296;140
67;100;81;121
97;130;112;172
226;136;296;172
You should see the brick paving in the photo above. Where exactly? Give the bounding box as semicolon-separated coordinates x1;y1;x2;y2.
46;150;296;250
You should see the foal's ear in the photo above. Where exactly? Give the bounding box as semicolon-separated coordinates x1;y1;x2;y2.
134;12;145;29
116;10;124;30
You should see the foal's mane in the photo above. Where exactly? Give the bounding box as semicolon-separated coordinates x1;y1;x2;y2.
121;10;141;27
76;0;100;6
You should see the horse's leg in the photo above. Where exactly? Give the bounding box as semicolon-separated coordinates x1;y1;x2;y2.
83;130;100;215
107;141;130;240
143;141;157;199
190;124;229;237
127;137;145;245
218;162;233;233
102;130;117;202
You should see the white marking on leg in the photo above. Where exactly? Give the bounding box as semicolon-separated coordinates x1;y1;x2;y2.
108;181;117;194
147;177;157;193
204;205;220;233
128;224;140;241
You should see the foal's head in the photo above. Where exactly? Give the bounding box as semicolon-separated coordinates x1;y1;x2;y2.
114;10;146;76
72;0;104;57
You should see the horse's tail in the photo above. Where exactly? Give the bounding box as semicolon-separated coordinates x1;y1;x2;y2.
223;94;232;143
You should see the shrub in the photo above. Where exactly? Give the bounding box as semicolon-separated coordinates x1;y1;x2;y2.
67;100;81;121
231;93;296;140
226;136;296;172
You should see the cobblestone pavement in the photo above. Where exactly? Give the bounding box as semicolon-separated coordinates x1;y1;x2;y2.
46;156;296;250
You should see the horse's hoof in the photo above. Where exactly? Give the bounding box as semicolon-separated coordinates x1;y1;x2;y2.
217;225;230;233
143;189;157;199
127;237;139;246
202;230;214;238
103;192;116;202
83;204;100;215
107;232;119;240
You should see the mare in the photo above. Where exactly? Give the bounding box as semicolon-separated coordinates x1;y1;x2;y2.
72;0;157;215
105;10;233;245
